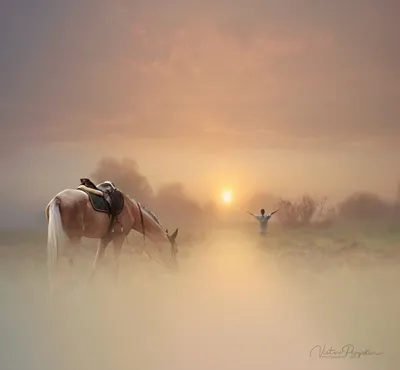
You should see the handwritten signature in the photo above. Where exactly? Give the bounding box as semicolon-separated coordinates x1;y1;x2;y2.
309;344;384;359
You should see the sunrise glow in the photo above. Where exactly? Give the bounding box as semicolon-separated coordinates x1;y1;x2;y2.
221;190;233;204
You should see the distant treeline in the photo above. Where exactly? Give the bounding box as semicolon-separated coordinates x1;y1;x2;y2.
88;157;400;229
271;191;400;229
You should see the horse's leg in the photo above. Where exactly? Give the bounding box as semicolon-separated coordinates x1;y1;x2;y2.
67;237;81;289
90;238;110;282
67;237;81;267
112;234;125;286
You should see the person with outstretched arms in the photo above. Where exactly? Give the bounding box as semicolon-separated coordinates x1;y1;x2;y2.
247;208;278;235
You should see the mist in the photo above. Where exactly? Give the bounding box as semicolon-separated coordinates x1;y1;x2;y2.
90;157;215;229
1;157;399;370
1;226;399;370
1;0;400;368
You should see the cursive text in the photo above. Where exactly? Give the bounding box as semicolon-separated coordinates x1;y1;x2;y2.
309;344;384;359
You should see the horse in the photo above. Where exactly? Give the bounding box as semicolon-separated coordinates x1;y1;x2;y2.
45;179;178;290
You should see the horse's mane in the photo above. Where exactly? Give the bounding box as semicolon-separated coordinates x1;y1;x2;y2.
129;197;163;227
141;205;162;226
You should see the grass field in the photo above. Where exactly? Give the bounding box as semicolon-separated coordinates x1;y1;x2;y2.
1;224;399;370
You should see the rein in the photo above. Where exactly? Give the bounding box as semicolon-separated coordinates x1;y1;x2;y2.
126;198;176;268
137;201;146;244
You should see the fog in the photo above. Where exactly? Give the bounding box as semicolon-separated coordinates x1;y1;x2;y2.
2;0;399;367
1;227;399;370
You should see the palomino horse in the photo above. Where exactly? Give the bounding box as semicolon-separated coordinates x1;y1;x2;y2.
45;179;178;290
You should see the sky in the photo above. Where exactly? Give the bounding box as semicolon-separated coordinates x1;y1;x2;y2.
1;0;400;226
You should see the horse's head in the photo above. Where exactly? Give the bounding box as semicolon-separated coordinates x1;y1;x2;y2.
166;228;179;269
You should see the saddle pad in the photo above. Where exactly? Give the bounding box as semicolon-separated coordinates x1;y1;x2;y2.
78;187;110;214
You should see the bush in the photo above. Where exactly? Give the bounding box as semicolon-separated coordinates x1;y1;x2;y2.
275;198;299;227
275;194;336;228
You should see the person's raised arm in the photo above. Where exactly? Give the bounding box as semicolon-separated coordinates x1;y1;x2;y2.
266;209;278;218
270;209;278;216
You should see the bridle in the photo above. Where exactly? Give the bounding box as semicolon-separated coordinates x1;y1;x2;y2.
137;201;146;244
128;198;177;267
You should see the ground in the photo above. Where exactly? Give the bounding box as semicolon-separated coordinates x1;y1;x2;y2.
1;224;399;370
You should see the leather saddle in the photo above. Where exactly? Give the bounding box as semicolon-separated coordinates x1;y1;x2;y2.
80;178;125;237
80;178;124;217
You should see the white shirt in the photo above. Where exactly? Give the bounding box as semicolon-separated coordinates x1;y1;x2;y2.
254;214;271;234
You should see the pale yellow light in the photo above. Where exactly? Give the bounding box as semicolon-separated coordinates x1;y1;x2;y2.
221;190;233;204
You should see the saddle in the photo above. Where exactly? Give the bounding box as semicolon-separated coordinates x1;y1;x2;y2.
79;178;125;237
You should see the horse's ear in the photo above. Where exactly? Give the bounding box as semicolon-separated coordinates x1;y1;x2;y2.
171;228;178;240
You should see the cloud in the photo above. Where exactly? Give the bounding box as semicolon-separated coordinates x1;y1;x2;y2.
1;0;400;153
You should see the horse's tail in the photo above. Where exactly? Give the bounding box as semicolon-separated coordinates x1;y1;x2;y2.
46;197;66;289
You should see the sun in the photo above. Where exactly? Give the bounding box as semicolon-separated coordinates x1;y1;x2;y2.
221;190;233;204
